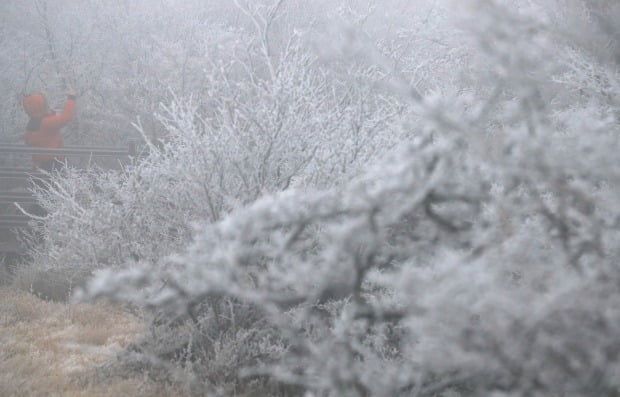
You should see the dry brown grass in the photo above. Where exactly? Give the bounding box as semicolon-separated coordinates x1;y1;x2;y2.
0;286;186;397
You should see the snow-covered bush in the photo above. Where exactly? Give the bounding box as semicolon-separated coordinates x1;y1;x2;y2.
24;2;425;285
74;1;620;395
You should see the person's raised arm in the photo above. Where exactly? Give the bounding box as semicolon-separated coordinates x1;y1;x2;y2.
41;87;77;129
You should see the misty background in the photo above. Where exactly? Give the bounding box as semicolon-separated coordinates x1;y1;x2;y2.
2;0;620;396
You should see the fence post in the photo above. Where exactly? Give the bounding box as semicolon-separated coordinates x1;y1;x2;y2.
128;139;137;156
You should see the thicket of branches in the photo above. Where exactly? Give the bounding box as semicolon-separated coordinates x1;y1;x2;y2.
5;0;620;395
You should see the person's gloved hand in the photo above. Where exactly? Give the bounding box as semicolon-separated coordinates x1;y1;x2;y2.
66;87;77;99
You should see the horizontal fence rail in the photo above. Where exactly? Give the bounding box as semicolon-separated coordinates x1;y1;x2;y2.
0;141;141;256
0;144;134;157
0;214;32;228
0;192;38;204
0;168;45;180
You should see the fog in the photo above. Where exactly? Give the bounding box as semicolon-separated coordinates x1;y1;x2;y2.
2;0;620;396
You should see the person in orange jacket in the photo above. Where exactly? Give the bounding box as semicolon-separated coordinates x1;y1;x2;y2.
22;87;77;172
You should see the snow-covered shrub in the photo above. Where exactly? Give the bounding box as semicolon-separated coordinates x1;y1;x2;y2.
23;2;427;283
79;1;620;395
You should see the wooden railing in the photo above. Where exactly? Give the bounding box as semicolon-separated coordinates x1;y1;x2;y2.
0;142;138;255
0;167;46;181
0;143;137;157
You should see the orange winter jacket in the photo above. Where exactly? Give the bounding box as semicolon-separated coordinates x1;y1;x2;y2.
23;93;76;167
